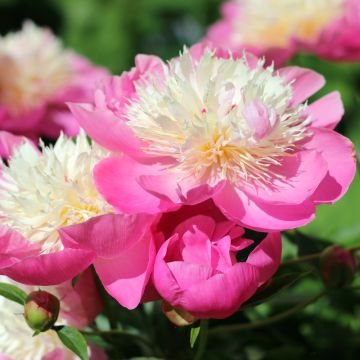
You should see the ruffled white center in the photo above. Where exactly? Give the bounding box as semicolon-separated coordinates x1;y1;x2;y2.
234;0;344;47
126;50;310;187
0;21;72;115
0;131;112;253
0;277;72;360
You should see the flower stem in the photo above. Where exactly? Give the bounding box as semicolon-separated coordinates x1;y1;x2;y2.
194;319;209;360
81;329;152;347
208;289;327;336
281;245;360;267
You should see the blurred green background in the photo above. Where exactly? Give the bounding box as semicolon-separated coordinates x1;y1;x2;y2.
1;0;359;359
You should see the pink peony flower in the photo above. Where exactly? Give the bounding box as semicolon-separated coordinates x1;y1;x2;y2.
0;21;107;141
301;0;360;61
153;203;282;319
70;46;356;231
0;270;106;360
0;131;112;285
206;0;360;63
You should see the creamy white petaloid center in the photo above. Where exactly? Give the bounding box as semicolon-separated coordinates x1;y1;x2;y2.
234;0;344;47
126;50;310;187
0;277;72;360
0;132;112;253
0;21;72;115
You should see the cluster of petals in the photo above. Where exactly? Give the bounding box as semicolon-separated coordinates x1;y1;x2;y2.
0;21;107;145
70;44;356;232
60;200;282;318
206;0;360;64
0;131;112;286
0;270;105;360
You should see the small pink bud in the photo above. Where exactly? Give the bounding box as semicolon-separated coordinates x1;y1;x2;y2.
161;301;198;327
320;245;358;289
24;290;60;332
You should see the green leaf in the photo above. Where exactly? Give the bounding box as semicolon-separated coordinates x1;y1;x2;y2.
242;272;308;308
55;326;89;360
190;326;201;348
0;282;27;305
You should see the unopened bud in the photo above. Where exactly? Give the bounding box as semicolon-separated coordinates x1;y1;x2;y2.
320;245;358;289
24;290;60;332
161;301;197;327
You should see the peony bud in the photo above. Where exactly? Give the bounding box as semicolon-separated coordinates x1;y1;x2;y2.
24;290;60;332
161;301;198;327
320;245;358;289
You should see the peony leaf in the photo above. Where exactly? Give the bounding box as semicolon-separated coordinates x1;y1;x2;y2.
55;326;89;360
190;326;200;348
0;282;27;305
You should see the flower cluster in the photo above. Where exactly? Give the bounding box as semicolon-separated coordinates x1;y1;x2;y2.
0;12;357;360
206;0;360;64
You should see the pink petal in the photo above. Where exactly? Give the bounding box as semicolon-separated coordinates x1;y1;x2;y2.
39;109;80;138
181;263;259;319
181;230;213;267
94;232;155;309
243;101;273;140
0;354;11;360
178;179;225;205
94;155;175;214
173;215;216;240
243;150;328;205
42;348;68;360
68;102;145;157
0;248;95;286
134;54;164;74
278;67;325;106
247;232;282;284
60;213;156;258
214;183;316;231
0;131;29;159
56;269;103;329
305;91;344;129
305;128;356;204
166;261;214;291
0;225;39;269
153;238;213;305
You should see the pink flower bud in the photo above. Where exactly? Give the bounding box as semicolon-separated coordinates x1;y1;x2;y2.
320;245;358;289
24;290;60;332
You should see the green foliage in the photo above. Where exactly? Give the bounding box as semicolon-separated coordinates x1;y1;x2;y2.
243;272;309;308
190;326;200;348
55;326;89;360
0;282;27;305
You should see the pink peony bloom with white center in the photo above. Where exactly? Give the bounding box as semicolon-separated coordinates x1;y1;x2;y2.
0;270;106;360
0;128;156;311
70;46;356;231
206;0;360;63
0;21;107;141
0;131;113;285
